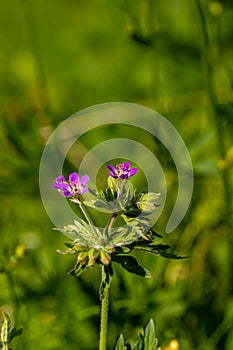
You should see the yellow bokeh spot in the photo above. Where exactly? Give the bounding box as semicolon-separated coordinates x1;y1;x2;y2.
15;245;26;259
209;1;223;16
163;339;180;350
169;339;179;350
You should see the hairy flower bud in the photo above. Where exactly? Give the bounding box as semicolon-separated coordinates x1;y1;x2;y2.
100;251;111;266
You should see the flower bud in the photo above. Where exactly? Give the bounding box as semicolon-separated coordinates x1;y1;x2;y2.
100;251;111;266
77;251;88;263
88;248;99;267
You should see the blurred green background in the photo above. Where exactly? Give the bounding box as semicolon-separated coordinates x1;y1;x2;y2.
0;0;232;349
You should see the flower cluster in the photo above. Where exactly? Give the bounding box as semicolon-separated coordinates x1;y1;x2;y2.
107;162;138;180
52;172;89;197
52;162;137;197
52;162;181;281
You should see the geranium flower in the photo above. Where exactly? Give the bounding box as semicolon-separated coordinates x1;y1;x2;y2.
52;172;89;197
107;162;138;179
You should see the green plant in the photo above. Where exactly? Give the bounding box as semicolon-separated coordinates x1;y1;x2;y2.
52;162;184;350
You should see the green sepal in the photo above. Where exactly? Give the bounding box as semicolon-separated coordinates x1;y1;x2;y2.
114;246;132;254
56;248;76;255
100;251;111;266
112;255;152;278
64;241;75;248
84;181;133;213
83;187;118;212
67;261;87;277
99;265;113;301
103;186;117;201
88;248;100;267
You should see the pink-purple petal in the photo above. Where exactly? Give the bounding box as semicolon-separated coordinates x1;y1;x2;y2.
80;175;90;186
69;172;79;184
79;187;88;194
129;168;138;177
122;161;130;168
63;190;73;197
107;164;118;174
56;175;65;182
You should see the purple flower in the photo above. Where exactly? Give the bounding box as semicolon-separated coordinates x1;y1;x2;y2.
107;162;138;179
52;172;90;197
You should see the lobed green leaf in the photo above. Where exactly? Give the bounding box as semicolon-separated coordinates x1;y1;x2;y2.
112;255;152;278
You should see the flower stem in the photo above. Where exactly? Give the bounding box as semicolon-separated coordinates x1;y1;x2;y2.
79;201;95;226
99;265;111;350
72;197;97;236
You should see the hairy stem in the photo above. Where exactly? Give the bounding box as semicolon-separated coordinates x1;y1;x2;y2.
99;266;110;350
78;201;95;226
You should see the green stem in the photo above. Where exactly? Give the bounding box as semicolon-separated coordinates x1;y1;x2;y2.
73;198;97;237
98;208;118;350
99;266;110;350
78;201;95;227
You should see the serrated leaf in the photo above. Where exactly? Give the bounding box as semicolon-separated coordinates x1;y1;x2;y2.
157;251;187;260
112;255;152;278
134;244;186;260
134;244;170;253
56;218;101;246
137;192;160;212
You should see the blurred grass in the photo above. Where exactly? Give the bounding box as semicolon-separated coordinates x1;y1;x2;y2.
0;0;232;349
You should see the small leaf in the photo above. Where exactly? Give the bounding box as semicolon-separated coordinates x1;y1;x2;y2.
133;319;160;350
112;255;152;278
8;327;23;342
144;319;158;350
114;334;129;350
